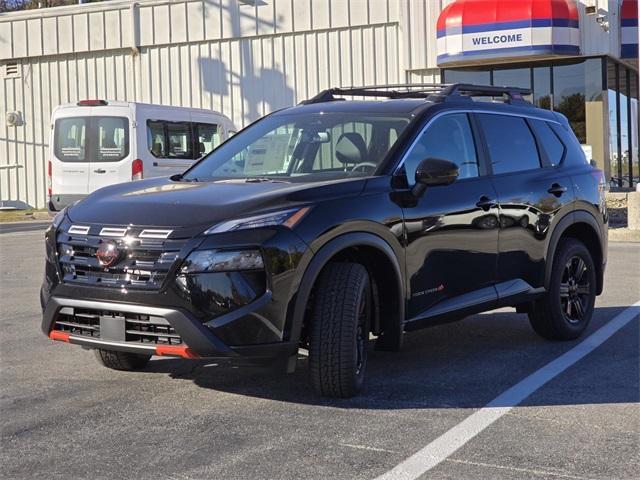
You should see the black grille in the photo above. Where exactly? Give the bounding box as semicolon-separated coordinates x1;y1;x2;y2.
56;226;186;290
54;307;183;345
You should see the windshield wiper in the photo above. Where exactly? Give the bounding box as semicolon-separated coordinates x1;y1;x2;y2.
244;177;289;183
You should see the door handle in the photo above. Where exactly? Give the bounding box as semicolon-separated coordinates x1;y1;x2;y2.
476;195;497;211
93;169;106;174
548;183;567;197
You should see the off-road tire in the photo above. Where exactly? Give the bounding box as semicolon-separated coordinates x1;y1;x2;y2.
528;239;596;340
94;349;151;371
309;262;371;398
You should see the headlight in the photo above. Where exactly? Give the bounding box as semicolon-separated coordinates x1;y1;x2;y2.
181;250;264;274
204;207;310;235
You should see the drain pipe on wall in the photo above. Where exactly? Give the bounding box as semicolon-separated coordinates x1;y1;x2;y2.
130;2;140;56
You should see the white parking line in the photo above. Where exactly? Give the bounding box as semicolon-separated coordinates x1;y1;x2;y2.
375;301;640;480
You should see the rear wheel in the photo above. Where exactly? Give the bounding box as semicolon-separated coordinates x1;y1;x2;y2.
94;349;151;371
308;262;371;398
529;239;596;340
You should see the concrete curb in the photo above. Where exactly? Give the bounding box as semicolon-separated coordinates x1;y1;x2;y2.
608;228;640;243
0;221;51;234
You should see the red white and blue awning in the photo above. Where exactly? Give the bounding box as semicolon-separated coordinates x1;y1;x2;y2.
436;0;580;66
621;0;638;59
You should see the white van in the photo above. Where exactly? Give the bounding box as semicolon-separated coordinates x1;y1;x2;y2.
48;100;236;212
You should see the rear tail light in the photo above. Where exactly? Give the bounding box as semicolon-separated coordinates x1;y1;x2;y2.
77;100;107;106
132;159;143;181
47;160;52;197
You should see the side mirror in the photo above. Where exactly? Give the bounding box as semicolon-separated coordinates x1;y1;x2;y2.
412;158;459;197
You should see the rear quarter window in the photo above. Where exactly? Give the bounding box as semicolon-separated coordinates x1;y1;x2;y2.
529;119;566;166
550;122;589;166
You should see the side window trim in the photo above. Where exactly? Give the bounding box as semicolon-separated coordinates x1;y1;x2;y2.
524;117;551;168
526;118;552;168
468;113;491;177
546;122;570;166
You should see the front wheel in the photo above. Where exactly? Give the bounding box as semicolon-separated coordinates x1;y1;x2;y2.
308;263;371;398
529;239;596;340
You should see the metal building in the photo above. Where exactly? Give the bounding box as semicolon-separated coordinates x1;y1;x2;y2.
0;0;637;209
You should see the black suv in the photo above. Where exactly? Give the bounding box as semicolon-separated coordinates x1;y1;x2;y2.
41;84;608;397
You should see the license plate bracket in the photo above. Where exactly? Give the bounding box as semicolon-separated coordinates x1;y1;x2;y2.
99;315;126;342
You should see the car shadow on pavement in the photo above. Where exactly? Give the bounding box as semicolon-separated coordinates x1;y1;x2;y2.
141;307;639;409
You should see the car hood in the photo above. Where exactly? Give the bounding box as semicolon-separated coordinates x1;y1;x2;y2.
66;176;366;230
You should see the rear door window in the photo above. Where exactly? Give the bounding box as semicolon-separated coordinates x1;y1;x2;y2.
55;116;129;162
55;117;87;162
95;117;129;162
477;114;541;174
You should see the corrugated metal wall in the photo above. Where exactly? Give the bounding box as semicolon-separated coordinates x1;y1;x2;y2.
0;0;401;209
0;0;630;208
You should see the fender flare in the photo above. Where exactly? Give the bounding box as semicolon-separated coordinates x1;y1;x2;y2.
545;210;604;292
288;232;404;347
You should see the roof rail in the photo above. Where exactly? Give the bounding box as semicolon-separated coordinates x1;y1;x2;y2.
300;83;533;106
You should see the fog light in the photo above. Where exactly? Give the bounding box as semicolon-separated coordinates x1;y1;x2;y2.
181;250;264;274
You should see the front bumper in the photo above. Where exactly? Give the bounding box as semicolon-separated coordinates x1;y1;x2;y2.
42;295;298;362
42;219;311;363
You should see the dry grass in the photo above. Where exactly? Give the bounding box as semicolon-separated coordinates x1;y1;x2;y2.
0;209;50;223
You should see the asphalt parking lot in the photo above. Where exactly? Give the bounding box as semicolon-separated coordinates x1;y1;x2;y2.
0;228;638;480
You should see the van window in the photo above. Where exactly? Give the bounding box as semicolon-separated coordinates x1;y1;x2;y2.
95;117;129;162
147;121;166;158
55;117;87;162
166;123;193;159
147;121;220;159
55;116;129;163
196;123;222;157
478;114;540;174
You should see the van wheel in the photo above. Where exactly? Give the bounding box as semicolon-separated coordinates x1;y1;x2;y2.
94;349;151;371
529;239;596;340
309;263;371;398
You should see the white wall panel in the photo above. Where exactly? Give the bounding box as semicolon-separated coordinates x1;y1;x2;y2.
0;0;631;209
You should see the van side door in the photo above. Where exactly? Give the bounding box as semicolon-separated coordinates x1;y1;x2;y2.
145;120;196;178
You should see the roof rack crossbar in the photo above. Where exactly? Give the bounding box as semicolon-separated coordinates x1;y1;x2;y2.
300;83;533;105
300;85;451;104
437;83;532;104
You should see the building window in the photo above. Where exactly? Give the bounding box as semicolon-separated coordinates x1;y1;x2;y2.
533;67;552;109
442;57;639;188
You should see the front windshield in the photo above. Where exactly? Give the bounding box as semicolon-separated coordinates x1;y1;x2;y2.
182;112;410;182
